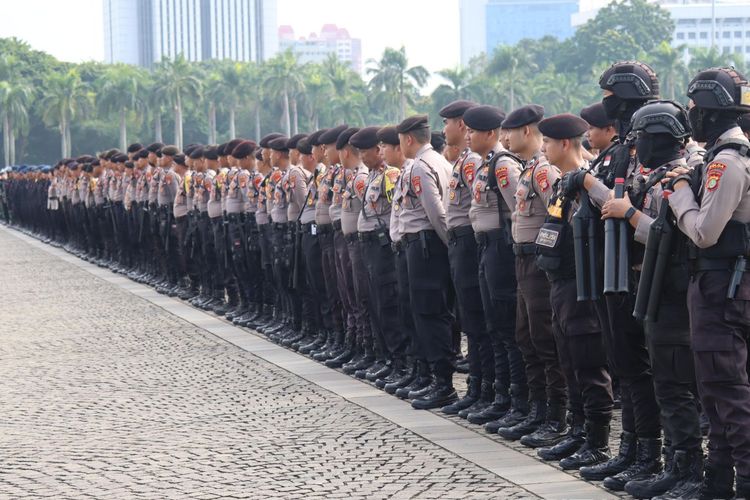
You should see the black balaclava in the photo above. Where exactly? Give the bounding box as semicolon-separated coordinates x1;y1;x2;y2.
688;107;740;147
635;132;683;170
603;95;648;139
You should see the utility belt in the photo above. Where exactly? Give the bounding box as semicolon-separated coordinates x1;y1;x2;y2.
475;228;510;246
359;228;391;247
344;232;359;243
447;224;474;244
333;219;342;231
513;242;536;256
273;222;288;231
688;220;750;299
226;212;244;223
404;230;439;260
316;223;333;235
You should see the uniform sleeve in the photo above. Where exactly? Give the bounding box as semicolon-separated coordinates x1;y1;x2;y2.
413;161;448;245
533;163;559;207
292;169;307;207
354;173;367;202
669;156;747;248
587;176;611;209
494;158;521;212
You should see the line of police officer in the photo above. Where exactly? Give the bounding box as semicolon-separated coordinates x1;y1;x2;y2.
3;62;750;500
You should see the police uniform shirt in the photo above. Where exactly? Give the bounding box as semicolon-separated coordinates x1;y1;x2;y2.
147;167;161;205
341;163;367;235
135;167;149;204
225;167;246;214
219;168;231;213
469;143;522;234
315;163;333;225
112;171;125;202
512;152;560;243
246;170;263;214
397;143;452;245
47;178;59;210
633;158;686;244
300;166;319;225
173;171;189;218
269;167;289;224
390;160;413;243
670;126;750;246
206;169;224;218
255;171;270;225
71;175;82;205
158;168;179;207
85;177;96;208
286;164;309;222
123;170;135;209
329;164;347;223
194;171;211;213
93;174;105;206
358;163;400;232
447;148;483;229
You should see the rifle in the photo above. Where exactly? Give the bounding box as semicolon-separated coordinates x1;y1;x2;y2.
572;190;599;301
604;178;630;294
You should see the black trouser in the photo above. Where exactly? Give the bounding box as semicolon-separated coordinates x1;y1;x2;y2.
346;234;376;355
334;227;356;338
211;215;237;300
243;213;263;306
601;288;661;438
272;222;300;329
394;239;420;359
258;223;275;308
644;293;701;451
688;270;750;476
174;214;189;281
301;224;326;332
228;213;251;302
158;206;178;285
550;278;613;424
197;212;214;294
361;231;408;359
477;229;525;395
404;230;455;378
448;226;493;382
184;211;200;287
318;224;343;333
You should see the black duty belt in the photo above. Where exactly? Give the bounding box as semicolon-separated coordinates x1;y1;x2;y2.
513;243;536;256
273;222;287;230
359;230;379;242
692;257;741;272
316;223;333;234
447;225;474;243
475;228;509;245
403;229;437;245
333;219;342;231
227;212;243;222
344;232;359;243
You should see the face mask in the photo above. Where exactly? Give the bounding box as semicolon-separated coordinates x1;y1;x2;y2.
688;107;708;143
602;95;623;120
635;133;682;170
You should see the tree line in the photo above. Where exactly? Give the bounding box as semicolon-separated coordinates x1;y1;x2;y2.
0;0;746;165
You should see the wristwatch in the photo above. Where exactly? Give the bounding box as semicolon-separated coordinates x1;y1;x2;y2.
624;207;637;221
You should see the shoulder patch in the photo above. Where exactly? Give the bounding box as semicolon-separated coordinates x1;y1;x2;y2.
536;169;549;192
412;175;422;195
355;178;366;197
705;162;727;192
496;166;509;188
463;162;476;184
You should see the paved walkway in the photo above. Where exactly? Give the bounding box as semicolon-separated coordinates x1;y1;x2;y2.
0;226;616;499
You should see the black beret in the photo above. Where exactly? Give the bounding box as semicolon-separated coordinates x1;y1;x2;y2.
83;163;93;173
104;149;120;159
580;103;614;128
161;145;180;157
231;140;257;159
203;146;219;161
431;132;446;152
255;150;263;161
224;138;244;157
502;104;545;129
320;125;349;145
286;133;308;150
174;154;186;166
91;159;100;167
259;133;284;148
269;136;290;152
188;147;204;160
217;143;228;156
349;126;380;149
538;113;590;140
463;105;507;131
439;100;478;119
127;143;143;153
308;128;329;146
377;126;400;146
336;127;360;150
67;161;79;169
184;143;198;154
297;138;313;155
125;161;134;169
112;153;129;163
137;148;150;159
77;155;95;163
146;142;165;153
396;115;429;134
739;112;750;133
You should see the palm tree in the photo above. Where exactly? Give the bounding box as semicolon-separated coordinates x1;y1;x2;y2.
487;45;536;110
96;64;144;150
202;70;226;144
689;47;729;75
331;93;366;126
214;61;247;138
649;41;688;101
143;76;167;143
301;63;331;130
0;80;32;165
367;47;429;122
40;69;91;157
431;67;474;116
263;50;305;136
155;54;202;149
245;63;265;140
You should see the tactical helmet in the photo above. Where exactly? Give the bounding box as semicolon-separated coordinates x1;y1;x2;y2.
631;100;691;139
599;61;659;100
687;67;750;112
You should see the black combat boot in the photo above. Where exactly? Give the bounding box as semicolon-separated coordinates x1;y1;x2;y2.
441;375;480;415
537;416;585;461
458;380;494;419
736;474;750;500
385;359;417;395
603;437;662;491
299;329;328;355
325;328;356;368
376;356;408;389
628;448;700;499
485;384;529;433
467;383;511;424
313;329;343;361
396;361;431;399
411;363;457;410
497;399;547;440
579;430;636;480
520;404;568;448
559;421;611;470
677;463;733;500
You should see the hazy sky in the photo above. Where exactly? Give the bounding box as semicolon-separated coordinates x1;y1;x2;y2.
0;0;461;82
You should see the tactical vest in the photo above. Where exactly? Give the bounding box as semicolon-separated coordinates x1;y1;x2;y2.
535;188;576;281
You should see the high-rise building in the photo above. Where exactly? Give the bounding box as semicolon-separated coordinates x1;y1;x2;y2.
278;24;362;74
103;0;278;67
460;0;579;66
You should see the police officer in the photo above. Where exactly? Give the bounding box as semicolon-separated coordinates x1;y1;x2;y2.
562;61;664;483
535;113;614;469
353;127;407;387
665;67;750;500
395;114;457;410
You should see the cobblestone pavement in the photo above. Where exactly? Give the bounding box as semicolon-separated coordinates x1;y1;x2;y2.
0;229;541;499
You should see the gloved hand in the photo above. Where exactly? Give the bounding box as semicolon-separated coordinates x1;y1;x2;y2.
559;169;587;198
